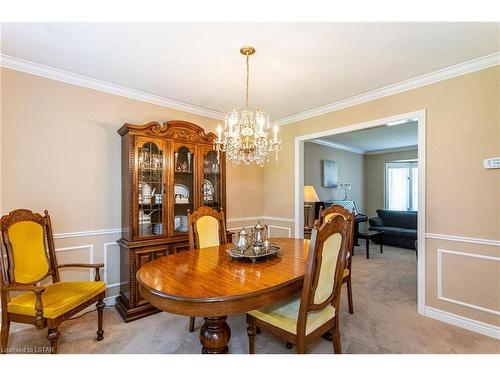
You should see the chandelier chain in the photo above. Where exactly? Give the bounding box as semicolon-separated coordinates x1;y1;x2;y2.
245;53;250;108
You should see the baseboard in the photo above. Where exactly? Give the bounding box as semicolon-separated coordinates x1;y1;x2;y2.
425;306;500;340
104;294;117;306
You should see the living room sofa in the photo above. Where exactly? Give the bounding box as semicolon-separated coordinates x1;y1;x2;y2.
369;209;417;250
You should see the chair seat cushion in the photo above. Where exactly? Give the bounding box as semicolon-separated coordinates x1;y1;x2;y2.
248;293;336;335
7;281;106;319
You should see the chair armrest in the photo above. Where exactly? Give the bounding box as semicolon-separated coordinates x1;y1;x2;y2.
57;263;104;281
369;217;384;227
1;285;45;327
1;284;45;293
57;263;104;269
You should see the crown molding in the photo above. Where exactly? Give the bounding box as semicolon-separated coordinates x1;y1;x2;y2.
308;139;365;154
272;52;500;127
2;52;499;126
365;145;418;155
308;139;417;156
0;54;225;121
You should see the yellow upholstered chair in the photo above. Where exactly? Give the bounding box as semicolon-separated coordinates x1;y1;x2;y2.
187;206;227;332
0;209;105;354
319;204;355;314
246;214;350;354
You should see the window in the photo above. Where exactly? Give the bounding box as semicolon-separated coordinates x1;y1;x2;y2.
385;161;418;211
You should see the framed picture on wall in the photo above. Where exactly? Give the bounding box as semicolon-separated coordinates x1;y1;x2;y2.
321;160;338;188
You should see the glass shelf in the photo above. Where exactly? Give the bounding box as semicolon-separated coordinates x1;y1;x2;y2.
172;146;194;234
203;150;221;211
174;171;194;175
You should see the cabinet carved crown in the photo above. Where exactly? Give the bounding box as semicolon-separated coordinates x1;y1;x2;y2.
118;120;217;143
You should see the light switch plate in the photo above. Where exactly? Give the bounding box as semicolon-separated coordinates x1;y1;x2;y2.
483;157;500;169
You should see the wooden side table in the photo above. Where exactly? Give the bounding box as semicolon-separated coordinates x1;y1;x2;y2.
357;230;384;259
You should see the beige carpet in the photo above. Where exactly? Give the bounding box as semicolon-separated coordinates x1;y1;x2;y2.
6;241;500;354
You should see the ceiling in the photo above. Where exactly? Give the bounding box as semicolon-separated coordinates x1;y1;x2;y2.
316;121;418;153
1;23;499;120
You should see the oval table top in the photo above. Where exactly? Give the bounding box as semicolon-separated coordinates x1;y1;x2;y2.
137;238;310;316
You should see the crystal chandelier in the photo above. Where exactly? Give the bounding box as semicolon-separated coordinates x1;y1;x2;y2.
214;46;282;167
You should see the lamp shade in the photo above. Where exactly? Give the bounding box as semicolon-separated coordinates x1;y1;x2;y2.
303;185;320;202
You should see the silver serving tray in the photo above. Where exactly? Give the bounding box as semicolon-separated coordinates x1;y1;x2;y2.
227;245;280;262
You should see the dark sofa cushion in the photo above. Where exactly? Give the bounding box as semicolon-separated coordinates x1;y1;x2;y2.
369;226;405;237
369;216;384;227
400;229;417;240
376;209;417;230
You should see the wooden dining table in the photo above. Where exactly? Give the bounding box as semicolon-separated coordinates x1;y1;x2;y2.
136;237;309;354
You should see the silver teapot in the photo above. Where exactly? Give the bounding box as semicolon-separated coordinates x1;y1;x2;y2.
235;228;250;250
252;222;269;246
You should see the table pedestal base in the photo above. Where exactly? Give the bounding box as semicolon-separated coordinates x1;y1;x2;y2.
200;316;231;354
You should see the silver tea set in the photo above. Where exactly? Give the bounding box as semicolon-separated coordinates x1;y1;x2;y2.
233;222;271;255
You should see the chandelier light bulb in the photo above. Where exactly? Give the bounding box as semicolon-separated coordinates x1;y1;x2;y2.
217;123;222;142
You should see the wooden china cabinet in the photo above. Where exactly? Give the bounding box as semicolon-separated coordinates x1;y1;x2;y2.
116;120;227;322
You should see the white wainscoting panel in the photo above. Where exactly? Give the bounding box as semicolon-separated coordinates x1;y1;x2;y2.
437;248;500;316
55;245;94;281
103;241;121;289
267;225;292;238
228;216;294;240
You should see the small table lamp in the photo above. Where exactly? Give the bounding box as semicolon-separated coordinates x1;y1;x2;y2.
303;185;320;230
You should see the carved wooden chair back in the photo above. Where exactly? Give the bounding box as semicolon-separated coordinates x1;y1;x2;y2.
318;204;354;251
0;209;60;289
187;206;227;250
296;214;349;337
319;205;354;270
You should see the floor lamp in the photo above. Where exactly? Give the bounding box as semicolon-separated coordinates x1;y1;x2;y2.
303;185;320;230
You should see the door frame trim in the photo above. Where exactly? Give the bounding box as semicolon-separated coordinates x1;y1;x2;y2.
294;109;426;314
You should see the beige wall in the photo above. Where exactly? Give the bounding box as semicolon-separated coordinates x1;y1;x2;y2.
0;67;265;299
364;149;418;218
263;66;500;327
304;142;365;210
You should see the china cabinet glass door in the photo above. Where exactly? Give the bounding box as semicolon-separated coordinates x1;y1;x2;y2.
202;149;222;210
137;139;165;238
173;145;195;234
